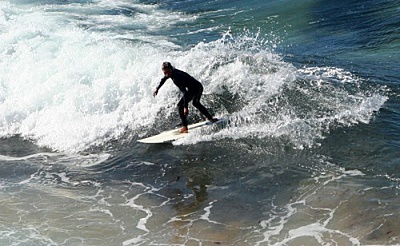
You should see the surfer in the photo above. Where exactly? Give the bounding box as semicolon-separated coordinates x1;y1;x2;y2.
153;62;217;133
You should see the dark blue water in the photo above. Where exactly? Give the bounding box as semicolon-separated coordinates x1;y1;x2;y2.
0;0;399;245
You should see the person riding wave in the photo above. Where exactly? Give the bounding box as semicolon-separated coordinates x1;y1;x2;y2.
153;62;218;133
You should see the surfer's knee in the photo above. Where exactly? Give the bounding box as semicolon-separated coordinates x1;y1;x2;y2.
192;100;201;108
177;100;184;108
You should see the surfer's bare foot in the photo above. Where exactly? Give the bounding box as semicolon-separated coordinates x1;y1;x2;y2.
209;118;218;123
179;127;188;133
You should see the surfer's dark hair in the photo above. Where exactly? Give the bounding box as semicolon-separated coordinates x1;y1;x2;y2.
162;62;173;69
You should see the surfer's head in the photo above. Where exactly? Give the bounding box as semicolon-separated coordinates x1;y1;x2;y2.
162;62;173;77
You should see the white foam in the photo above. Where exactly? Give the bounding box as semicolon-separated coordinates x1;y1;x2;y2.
200;200;222;225
256;166;372;246
0;1;178;152
0;152;62;161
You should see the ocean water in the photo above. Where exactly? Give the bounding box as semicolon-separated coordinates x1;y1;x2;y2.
0;0;399;245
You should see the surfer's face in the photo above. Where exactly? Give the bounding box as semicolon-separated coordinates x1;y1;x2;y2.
162;68;172;78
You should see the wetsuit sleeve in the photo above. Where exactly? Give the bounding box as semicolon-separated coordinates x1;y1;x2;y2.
156;76;168;90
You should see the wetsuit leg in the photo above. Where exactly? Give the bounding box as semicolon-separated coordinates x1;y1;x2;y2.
177;97;189;127
192;85;213;120
178;85;213;127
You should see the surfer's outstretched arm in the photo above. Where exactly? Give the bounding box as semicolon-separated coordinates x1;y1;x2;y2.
153;76;168;97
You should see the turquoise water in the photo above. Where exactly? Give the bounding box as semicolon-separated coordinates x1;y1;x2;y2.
0;0;399;245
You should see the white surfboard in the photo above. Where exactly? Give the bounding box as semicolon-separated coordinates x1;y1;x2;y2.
138;118;225;144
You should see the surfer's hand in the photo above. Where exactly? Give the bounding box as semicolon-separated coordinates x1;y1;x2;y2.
153;89;158;97
184;107;189;116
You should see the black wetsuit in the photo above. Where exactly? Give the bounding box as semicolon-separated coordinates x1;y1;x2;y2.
156;68;213;127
